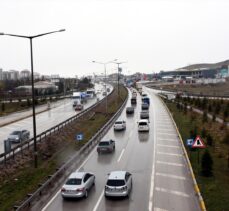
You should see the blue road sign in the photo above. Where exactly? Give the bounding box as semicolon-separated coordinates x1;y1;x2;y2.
76;133;84;141
186;139;194;147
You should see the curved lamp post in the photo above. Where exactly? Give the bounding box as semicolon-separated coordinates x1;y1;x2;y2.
0;29;65;168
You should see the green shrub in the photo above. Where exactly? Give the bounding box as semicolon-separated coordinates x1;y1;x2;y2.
201;149;213;177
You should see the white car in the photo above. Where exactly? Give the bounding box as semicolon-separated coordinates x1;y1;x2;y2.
104;171;132;198
61;172;95;199
138;119;150;132
114;120;126;131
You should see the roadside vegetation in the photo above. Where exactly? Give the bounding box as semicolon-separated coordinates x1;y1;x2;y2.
0;86;128;211
0;77;94;116
163;98;229;211
175;95;229;123
0;96;60;116
151;78;229;97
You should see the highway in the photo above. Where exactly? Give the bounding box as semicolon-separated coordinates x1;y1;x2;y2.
0;84;110;154
41;87;201;211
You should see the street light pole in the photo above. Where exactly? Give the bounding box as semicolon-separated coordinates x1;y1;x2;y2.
92;60;116;114
111;61;127;98
0;29;65;168
104;63;108;114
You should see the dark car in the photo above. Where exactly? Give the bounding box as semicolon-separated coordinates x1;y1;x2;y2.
126;107;134;114
131;97;137;105
141;103;149;110
140;110;149;119
97;139;115;153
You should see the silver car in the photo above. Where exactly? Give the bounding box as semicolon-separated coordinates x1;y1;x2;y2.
61;172;95;199
104;171;132;198
114;120;126;131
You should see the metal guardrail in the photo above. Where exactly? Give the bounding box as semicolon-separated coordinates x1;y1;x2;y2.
0;89;115;164
14;87;128;211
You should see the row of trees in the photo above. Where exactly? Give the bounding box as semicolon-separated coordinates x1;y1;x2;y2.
178;96;229;122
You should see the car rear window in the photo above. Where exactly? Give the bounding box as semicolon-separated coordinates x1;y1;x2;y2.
66;178;82;185
115;121;123;124
99;141;109;146
139;122;147;126
107;179;125;186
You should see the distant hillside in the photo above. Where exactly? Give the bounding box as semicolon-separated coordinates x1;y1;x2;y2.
179;60;229;70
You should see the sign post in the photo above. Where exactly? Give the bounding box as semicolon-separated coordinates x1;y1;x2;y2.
186;139;194;159
192;135;206;172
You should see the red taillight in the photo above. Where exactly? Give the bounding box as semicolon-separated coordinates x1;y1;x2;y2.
61;187;66;192
77;188;85;192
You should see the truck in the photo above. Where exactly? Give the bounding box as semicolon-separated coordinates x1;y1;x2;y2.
97;139;115;153
86;88;96;98
136;82;143;94
7;130;30;143
72;92;87;106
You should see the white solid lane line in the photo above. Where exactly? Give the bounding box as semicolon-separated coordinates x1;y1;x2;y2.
41;147;97;211
148;96;157;211
92;190;104;211
117;149;125;163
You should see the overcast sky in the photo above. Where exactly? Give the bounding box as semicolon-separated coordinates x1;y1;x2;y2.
0;0;229;77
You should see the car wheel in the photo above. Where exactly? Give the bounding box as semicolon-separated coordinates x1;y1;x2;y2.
84;190;88;198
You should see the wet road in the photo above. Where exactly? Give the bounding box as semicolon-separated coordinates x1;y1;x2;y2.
0;84;111;154
41;87;201;211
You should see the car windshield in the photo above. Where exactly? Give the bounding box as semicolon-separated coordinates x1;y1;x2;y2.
66;178;82;185
11;131;21;135
115;121;123;124
99;141;109;146
107;179;125;186
139;122;147;126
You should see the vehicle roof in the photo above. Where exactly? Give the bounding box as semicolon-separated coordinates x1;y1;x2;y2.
138;119;149;123
108;171;127;180
100;139;112;143
115;120;125;123
69;172;86;179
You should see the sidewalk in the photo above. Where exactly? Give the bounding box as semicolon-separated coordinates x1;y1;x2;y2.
0;100;67;127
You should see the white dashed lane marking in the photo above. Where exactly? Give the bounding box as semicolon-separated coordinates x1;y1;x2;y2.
156;172;186;180
157;152;182;157
156;161;184;167
155;187;190;198
157;144;179;148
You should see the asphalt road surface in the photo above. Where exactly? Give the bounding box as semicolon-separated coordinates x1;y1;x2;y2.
41;87;201;211
0;84;111;154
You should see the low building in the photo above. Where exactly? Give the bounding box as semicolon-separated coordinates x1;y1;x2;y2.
15;81;58;96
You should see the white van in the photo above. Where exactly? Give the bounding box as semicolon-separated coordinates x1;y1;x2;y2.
138;119;150;132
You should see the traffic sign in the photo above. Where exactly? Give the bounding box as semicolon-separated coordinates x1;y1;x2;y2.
192;135;206;148
76;133;84;141
186;139;194;147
